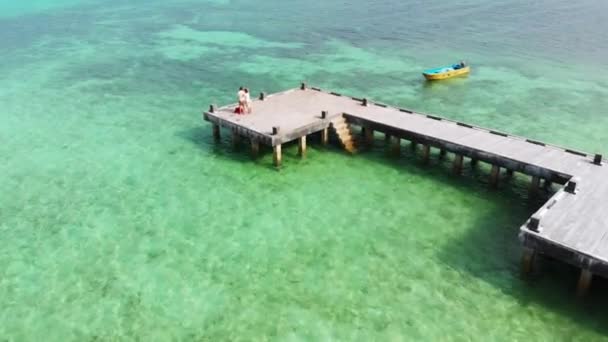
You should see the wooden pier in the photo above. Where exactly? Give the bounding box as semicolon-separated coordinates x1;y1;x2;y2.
204;84;607;295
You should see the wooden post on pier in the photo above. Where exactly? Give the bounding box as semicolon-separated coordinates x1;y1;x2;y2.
594;154;602;165
453;154;464;174
411;141;418;150
577;269;593;297
422;145;431;164
506;169;514;177
470;159;478;168
251;139;260;158
298;135;307;157
521;248;535;276
490;165;500;188
439;149;447;159
390;136;401;156
385;133;391;143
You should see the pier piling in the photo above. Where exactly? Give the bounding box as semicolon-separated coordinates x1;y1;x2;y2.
212;124;220;141
364;127;374;145
576;269;593;297
453;154;464;175
298;136;307;157
273;145;282;167
390;136;401;156
530;176;541;197
231;128;240;149
439;149;446;159
321;128;329;146
521;248;536;276
422;145;431;164
251;139;260;158
490;165;500;188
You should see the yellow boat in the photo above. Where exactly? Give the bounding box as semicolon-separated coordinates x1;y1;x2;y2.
423;62;470;80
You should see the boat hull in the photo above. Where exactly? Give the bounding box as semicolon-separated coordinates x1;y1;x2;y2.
423;66;470;80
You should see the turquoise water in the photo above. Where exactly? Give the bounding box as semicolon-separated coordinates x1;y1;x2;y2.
1;0;608;340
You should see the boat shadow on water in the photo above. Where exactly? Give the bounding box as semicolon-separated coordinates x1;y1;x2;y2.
422;76;470;89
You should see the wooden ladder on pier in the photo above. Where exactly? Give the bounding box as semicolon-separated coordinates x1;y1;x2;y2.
330;116;357;153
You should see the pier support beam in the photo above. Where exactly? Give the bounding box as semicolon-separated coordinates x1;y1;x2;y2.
422;145;431;164
490;165;500;188
390;136;401;156
251;139;260;158
212;124;220;141
453;154;464;175
320;128;329;146
576;269;593;297
231;129;240;149
439;149;447;159
411;141;418;150
470;159;478;168
385;133;391;143
506;169;514;177
521;248;535;276
364;127;374;145
273;144;282;167
298;135;307;157
530;176;541;197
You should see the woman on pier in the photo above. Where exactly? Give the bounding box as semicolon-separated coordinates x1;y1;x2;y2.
235;86;246;114
244;88;252;114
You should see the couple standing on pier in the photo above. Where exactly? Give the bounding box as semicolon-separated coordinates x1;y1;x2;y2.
235;87;252;114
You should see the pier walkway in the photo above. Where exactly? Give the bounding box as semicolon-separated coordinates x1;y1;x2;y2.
204;84;607;295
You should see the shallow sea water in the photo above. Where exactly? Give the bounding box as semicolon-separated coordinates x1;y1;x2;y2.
1;0;608;340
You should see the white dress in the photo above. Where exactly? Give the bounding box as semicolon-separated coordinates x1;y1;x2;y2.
245;92;251;105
